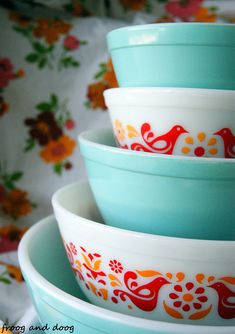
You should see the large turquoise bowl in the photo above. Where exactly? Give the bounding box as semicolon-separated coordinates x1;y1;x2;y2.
107;23;235;89
79;129;235;240
18;216;235;334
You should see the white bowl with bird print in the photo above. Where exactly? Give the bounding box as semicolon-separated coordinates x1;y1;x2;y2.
52;182;235;326
104;88;235;158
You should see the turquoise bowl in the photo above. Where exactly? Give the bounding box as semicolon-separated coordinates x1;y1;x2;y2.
79;129;235;240
107;23;235;89
18;216;235;334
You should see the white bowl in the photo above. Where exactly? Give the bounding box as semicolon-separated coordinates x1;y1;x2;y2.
104;88;235;158
19;215;235;334
52;181;235;325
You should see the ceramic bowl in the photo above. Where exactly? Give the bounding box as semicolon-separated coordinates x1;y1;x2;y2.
107;23;235;90
104;88;235;158
52;182;235;325
18;216;235;333
79;129;235;240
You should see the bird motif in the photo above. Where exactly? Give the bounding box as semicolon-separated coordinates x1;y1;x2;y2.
209;282;235;319
214;128;235;158
136;123;188;154
113;271;170;311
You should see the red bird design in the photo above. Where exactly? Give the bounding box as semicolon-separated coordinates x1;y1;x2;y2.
214;128;235;158
113;271;170;311
209;282;235;319
131;123;188;154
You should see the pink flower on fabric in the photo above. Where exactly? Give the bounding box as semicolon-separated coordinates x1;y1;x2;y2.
165;0;202;20
0;58;15;88
65;119;75;130
64;35;80;50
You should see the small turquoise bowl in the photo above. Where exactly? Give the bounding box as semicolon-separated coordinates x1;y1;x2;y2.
79;129;235;240
18;216;235;334
107;23;235;89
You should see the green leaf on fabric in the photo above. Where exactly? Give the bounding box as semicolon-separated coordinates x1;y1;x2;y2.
24;138;36;152
64;3;73;12
84;101;91;109
36;102;52;111
51;94;58;108
13;26;29;37
61;57;80;68
47;45;54;52
209;6;218;12
33;42;47;53
38;57;47;69
94;63;107;79
54;163;63;175
25;53;39;63
0;277;11;285
11;172;23;182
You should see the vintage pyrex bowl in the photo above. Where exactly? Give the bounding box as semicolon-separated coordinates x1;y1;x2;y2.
18;216;235;334
107;23;235;89
52;182;235;325
104;87;235;158
79;129;235;240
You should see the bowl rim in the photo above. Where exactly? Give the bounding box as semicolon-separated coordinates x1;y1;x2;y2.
52;181;235;253
79;128;235;164
18;215;235;333
103;87;235;108
107;22;235;50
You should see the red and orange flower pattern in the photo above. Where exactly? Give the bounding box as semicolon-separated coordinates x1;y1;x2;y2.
9;13;87;70
24;94;76;174
64;242;235;321
113;120;235;158
0;57;24;117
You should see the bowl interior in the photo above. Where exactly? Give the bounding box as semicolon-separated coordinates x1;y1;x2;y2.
27;216;88;301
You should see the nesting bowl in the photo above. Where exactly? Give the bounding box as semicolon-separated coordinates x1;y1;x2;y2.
18;216;235;332
107;23;235;89
79;129;235;240
52;182;235;325
104;88;235;158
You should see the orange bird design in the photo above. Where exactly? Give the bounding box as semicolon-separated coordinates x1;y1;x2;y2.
214;128;235;158
131;123;188;154
209;282;235;319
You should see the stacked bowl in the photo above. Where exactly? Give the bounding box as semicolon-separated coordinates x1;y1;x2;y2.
19;23;235;333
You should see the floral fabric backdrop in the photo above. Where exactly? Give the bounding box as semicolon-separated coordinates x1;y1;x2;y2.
0;0;234;327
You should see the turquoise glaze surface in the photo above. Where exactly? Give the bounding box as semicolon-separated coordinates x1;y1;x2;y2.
107;23;235;89
79;129;235;240
18;217;235;334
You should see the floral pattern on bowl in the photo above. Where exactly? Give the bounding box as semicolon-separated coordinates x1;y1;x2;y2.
64;241;235;321
114;120;235;158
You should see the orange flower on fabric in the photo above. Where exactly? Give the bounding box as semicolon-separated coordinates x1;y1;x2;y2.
0;225;27;241
87;82;108;110
15;68;25;78
103;59;118;88
1;189;32;219
194;7;217;22
6;264;24;282
120;0;146;11
33;18;72;44
9;11;30;27
40;135;76;163
0;97;9;117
